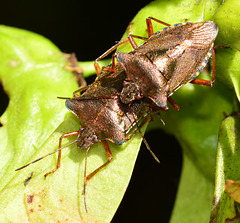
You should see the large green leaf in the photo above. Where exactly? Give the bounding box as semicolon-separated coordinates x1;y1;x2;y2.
0;25;146;222
0;25;78;191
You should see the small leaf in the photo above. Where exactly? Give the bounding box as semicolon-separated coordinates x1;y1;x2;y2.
211;114;240;222
213;0;240;50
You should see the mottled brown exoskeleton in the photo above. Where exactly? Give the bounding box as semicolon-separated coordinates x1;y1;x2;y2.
94;18;218;110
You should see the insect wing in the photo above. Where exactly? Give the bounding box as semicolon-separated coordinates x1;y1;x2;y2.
137;21;218;93
66;97;128;146
167;21;218;92
167;45;212;92
134;22;194;54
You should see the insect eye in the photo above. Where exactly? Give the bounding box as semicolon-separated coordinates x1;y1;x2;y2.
135;94;142;100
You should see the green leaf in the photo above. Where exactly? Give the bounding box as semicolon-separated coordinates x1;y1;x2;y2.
160;79;232;223
170;153;214;223
213;0;240;103
214;48;240;101
0;25;147;222
213;0;240;50
0;25;78;191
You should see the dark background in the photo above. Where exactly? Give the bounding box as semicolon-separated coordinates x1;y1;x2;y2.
0;1;182;222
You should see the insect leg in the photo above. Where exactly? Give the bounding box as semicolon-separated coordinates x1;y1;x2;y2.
126;111;160;163
101;27;149;72
123;22;147;49
72;86;89;98
94;38;130;75
101;53;118;73
127;34;148;48
190;78;213;86
146;17;171;37
16;132;78;173
82;140;112;212
167;96;180;111
94;23;147;75
44;131;79;177
84;140;113;186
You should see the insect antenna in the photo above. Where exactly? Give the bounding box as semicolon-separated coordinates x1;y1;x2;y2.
57;96;71;100
15;139;78;171
83;147;91;213
142;137;160;163
128;104;160;163
71;95;119;100
58;95;120;101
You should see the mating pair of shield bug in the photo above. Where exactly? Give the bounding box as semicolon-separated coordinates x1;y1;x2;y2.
16;17;218;212
16;58;160;212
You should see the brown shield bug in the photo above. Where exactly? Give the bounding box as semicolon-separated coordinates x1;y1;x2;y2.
94;17;218;110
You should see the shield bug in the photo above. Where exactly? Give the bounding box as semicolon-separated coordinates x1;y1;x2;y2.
16;63;159;212
94;17;218;110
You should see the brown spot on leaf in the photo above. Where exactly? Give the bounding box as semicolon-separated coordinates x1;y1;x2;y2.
27;195;34;204
9;59;20;67
225;179;240;203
